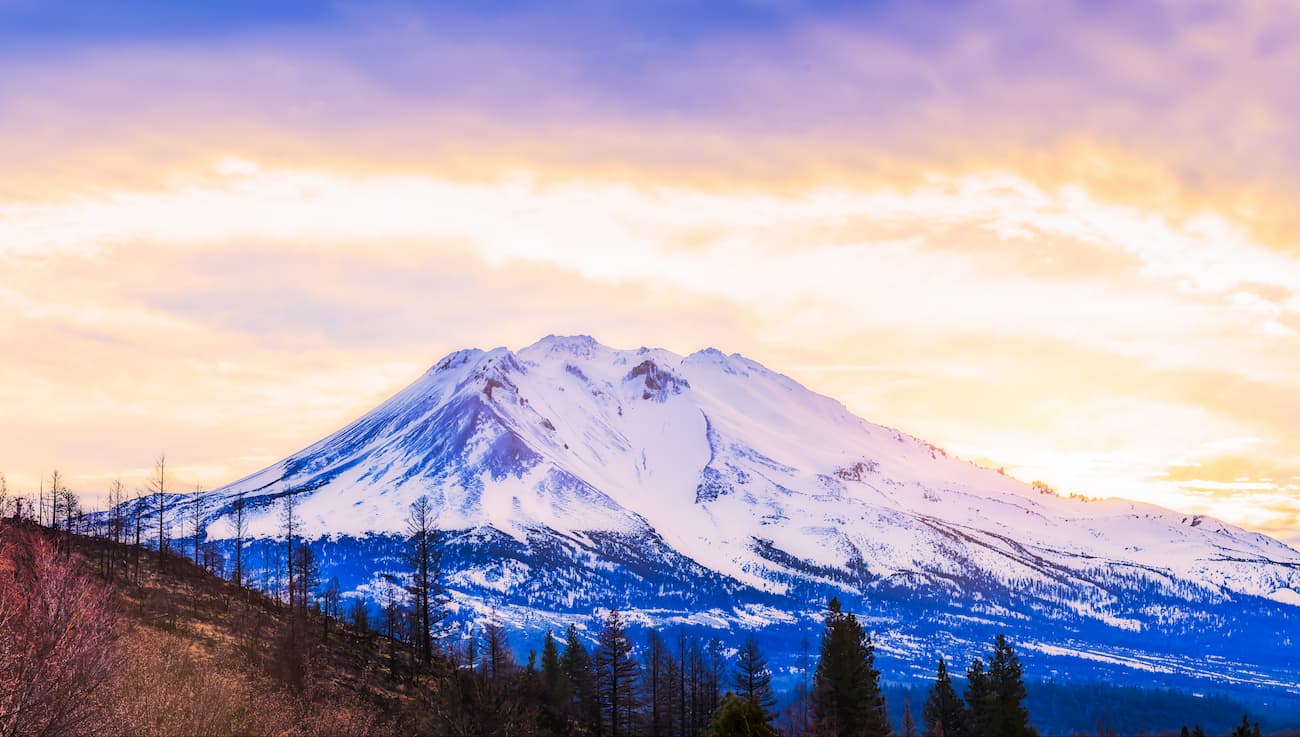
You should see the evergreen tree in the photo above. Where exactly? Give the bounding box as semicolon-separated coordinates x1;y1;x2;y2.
541;629;572;733
811;597;891;737
1190;725;1206;737
986;634;1034;736
542;630;570;701
731;634;777;717
595;609;640;737
1179;726;1190;737
707;692;775;737
1231;714;1252;737
922;657;967;737
900;696;918;737
562;623;598;732
963;658;993;737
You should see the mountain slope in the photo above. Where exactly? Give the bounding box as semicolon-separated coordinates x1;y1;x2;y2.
173;335;1300;694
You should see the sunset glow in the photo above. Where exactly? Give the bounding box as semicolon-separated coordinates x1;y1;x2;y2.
2;0;1299;546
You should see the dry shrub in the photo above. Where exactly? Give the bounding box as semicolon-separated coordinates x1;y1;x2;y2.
0;528;120;737
0;526;389;737
105;629;385;737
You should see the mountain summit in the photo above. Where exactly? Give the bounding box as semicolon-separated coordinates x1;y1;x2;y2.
193;335;1299;692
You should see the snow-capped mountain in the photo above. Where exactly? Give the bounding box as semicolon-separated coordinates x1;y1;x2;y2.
181;335;1300;694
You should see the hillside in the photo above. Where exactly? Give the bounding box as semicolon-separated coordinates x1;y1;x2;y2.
0;520;412;736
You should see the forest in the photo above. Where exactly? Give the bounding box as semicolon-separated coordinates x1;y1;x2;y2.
0;473;1285;737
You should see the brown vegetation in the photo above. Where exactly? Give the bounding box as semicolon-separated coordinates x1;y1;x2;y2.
0;521;395;736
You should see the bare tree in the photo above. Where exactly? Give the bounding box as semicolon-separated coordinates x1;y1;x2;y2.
321;577;342;641
59;486;80;536
348;597;369;632
150;455;167;561
292;545;319;616
131;490;145;583
190;483;207;566
107;479;126;544
404;495;446;666
279;491;297;609
0;472;8;519
48;470;63;531
231;492;247;587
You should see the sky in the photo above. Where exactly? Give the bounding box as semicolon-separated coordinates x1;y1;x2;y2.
1;0;1299;547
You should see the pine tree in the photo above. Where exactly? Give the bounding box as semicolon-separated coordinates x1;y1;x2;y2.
595;609;640;737
1190;724;1206;737
731;634;777;717
562;623;598;731
1231;714;1252;737
707;692;775;737
540;629;571;732
900;696;918;737
963;658;993;737
811;597;891;737
922;657;967;737
986;634;1034;736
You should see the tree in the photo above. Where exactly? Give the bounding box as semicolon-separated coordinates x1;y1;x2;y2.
646;628;677;737
540;629;572;732
1231;714;1256;737
963;658;992;737
403;495;446;666
292;545;319;615
985;634;1034;737
483;618;512;686
348;597;369;632
58;486;80;535
900;696;918;737
231;492;247;587
321;576;342;639
106;479;125;544
562;623;597;731
189;484;207;566
279;492;297;609
922;657;967;737
48;470;63;532
595;608;640;737
380;576;402;677
707;692;775;737
0;471;8;519
811;598;891;737
150;455;167;561
131;490;145;583
731;634;776;717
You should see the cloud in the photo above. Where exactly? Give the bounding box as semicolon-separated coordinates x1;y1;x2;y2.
2;0;1300;546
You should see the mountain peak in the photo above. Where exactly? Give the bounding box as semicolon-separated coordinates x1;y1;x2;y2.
521;334;603;359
